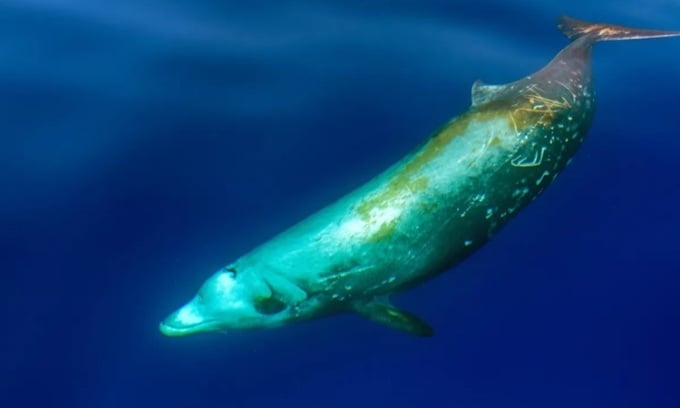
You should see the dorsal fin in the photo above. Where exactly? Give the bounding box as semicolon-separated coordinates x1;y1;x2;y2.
471;80;508;107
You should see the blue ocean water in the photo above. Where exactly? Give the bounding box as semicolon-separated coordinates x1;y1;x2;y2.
2;1;680;407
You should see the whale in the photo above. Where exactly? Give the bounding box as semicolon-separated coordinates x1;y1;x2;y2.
160;17;680;337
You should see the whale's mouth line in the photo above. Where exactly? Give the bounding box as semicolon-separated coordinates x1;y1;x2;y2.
159;319;219;337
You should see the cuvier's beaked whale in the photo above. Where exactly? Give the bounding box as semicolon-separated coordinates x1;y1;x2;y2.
160;17;680;337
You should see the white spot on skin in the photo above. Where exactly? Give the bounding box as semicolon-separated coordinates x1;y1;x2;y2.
338;218;364;237
370;206;400;226
512;187;529;198
464;240;472;247
388;276;397;283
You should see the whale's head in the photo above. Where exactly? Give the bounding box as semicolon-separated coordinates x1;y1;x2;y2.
159;265;293;336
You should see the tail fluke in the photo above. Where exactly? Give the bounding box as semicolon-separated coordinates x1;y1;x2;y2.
558;15;680;42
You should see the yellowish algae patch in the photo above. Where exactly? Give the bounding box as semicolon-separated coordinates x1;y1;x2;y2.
339;88;570;243
355;108;517;242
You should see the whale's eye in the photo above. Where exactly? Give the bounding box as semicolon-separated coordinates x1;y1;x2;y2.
223;266;237;277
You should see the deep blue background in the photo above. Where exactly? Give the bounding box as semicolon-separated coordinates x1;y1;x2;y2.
2;1;680;407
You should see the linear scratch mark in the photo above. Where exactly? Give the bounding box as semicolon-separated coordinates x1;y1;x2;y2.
511;146;547;168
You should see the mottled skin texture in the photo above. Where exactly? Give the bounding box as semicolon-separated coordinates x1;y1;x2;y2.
160;18;679;337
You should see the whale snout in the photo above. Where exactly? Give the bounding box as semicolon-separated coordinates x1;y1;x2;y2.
159;300;214;337
159;319;191;337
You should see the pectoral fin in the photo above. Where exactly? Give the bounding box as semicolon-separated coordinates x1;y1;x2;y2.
353;300;434;337
264;274;308;305
254;274;307;315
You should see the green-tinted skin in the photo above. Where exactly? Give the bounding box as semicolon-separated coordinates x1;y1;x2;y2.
160;37;597;337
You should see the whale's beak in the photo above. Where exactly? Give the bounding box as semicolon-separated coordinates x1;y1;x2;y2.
159;300;211;337
159;319;190;337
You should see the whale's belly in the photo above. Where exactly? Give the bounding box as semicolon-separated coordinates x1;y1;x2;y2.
316;101;593;297
240;87;594;307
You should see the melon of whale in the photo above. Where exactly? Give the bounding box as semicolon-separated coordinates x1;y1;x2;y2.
160;16;680;337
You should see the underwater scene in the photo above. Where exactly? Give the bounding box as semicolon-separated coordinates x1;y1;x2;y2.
2;1;680;407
